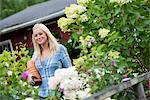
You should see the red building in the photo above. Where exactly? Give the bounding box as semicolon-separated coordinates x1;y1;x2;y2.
0;0;76;53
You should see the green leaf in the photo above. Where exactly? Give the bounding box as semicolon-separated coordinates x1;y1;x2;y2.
135;26;144;31
108;31;119;42
143;19;150;25
113;8;121;17
97;44;107;51
130;18;136;25
71;32;79;41
122;14;128;26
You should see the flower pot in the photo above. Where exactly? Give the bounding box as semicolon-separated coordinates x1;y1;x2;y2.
27;60;42;86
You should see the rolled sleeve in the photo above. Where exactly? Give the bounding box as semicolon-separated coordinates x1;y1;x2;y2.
61;45;72;68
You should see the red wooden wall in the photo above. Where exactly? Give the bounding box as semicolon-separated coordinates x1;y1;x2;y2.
0;22;71;50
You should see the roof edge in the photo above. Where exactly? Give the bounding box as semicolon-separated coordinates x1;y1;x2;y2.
0;10;64;35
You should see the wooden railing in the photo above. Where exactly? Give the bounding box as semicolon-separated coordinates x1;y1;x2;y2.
84;72;150;100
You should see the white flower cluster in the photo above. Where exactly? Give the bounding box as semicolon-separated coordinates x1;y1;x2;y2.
7;70;13;76
98;28;110;38
4;62;9;67
77;0;90;7
79;35;95;48
58;2;89;32
48;67;91;99
73;56;87;68
57;17;75;32
24;98;34;100
108;50;120;60
65;4;87;19
80;13;89;22
110;0;133;4
94;68;105;79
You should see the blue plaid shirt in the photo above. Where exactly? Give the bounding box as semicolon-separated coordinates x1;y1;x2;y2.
34;44;72;97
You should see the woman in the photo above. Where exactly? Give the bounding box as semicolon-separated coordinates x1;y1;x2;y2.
27;23;72;99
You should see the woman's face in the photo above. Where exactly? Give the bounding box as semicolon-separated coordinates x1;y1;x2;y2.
33;28;48;45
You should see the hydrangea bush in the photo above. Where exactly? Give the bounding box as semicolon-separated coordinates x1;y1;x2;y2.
0;44;38;99
58;0;150;99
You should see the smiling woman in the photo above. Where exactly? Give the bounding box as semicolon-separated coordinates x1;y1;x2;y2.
32;27;48;45
27;23;72;99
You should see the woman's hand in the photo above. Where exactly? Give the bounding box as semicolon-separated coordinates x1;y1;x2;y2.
27;74;35;85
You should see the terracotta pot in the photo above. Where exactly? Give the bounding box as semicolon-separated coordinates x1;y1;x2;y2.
27;60;42;86
60;32;71;41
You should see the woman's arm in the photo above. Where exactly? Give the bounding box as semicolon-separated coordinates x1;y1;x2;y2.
61;45;72;68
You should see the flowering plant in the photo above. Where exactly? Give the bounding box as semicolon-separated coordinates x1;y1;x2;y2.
22;71;29;80
58;0;150;99
48;67;91;99
0;44;38;99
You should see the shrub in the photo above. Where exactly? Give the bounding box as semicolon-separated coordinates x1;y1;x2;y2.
58;0;150;98
0;45;38;99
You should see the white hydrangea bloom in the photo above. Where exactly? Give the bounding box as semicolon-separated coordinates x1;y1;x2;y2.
110;0;133;4
22;82;27;87
77;0;90;6
108;50;120;60
65;4;87;19
79;35;95;48
24;98;34;100
22;92;27;95
94;68;105;78
76;90;91;99
4;62;9;67
57;17;75;32
80;13;88;22
73;56;85;67
98;28;110;38
4;81;7;85
63;90;77;99
60;77;82;91
79;36;87;47
54;67;78;79
48;67;91;99
7;70;13;76
48;76;60;90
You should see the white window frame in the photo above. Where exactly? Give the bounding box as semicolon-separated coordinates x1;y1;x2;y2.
0;39;13;53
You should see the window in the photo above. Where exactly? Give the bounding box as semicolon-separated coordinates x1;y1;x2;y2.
0;40;13;54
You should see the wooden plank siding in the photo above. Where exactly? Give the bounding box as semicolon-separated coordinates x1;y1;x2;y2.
1;28;32;49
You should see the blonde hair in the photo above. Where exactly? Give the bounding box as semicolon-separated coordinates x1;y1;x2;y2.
32;23;59;59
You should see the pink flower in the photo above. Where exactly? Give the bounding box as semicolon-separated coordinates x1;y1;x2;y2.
148;79;150;88
122;78;131;82
59;88;64;92
90;38;95;45
111;60;117;66
122;74;131;82
22;71;29;80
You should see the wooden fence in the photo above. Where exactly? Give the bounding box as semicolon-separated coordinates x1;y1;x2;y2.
84;72;150;100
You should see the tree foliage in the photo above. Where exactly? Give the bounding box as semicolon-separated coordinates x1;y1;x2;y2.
0;0;48;20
